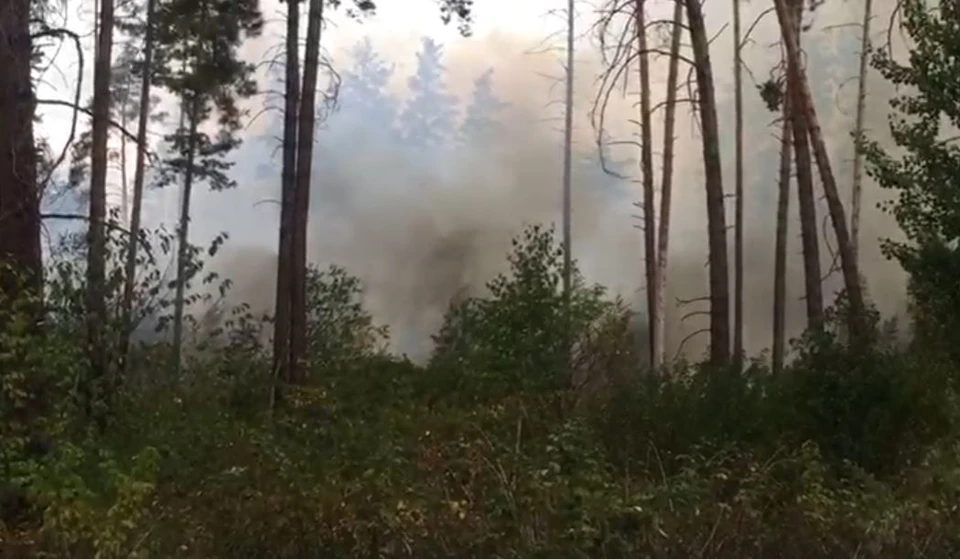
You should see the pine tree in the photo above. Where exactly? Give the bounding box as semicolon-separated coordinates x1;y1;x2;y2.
459;68;508;146
149;0;263;379
398;37;459;152
335;37;398;140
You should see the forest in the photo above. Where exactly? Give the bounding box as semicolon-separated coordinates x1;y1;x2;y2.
3;0;960;556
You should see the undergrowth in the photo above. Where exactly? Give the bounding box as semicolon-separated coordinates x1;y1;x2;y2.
2;225;960;558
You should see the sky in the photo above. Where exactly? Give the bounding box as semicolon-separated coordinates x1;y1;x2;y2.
32;0;910;360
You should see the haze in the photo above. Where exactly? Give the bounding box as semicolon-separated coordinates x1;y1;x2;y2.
35;0;908;361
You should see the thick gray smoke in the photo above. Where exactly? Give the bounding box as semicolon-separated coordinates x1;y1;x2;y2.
129;0;911;363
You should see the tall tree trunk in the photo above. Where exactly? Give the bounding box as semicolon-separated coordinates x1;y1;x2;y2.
120;113;129;224
851;0;872;263
635;0;658;371
790;42;824;331
773;90;793;373
171;103;200;381
654;0;683;370
290;0;325;383
774;0;868;344
732;0;744;369
684;0;730;366
273;0;300;399
561;0;574;360
120;0;156;378
0;0;42;312
86;0;116;425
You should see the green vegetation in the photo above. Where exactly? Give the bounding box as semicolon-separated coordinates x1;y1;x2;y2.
3;221;960;558
5;0;960;557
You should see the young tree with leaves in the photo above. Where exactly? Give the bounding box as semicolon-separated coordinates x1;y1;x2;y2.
150;0;263;379
865;0;960;360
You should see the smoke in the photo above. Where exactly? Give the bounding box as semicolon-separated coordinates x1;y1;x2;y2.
145;0;911;363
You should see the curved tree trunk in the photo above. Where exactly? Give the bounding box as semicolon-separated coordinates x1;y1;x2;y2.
120;0;157;378
684;0;730;367
773;91;793;373
774;0;868;345
273;0;300;398
290;0;325;383
655;0;684;370
636;0;658;371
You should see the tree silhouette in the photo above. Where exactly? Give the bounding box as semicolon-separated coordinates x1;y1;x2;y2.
459;68;508;146
334;37;399;142
398;37;459;152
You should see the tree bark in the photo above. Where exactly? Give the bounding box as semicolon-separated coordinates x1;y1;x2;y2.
0;0;42;312
774;0;868;345
290;0;325;383
773;90;792;373
790;55;824;331
171;102;200;381
851;0;872;264
654;0;683;370
684;0;730;367
732;0;745;369
273;0;300;397
561;0;575;363
635;0;658;371
86;0;116;424
120;0;156;378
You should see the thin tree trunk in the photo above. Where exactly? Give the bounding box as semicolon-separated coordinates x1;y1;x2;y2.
171;104;200;381
290;0;325;383
273;0;300;400
120;115;128;224
774;0;868;344
86;0;116;425
684;0;730;367
790;51;824;330
732;0;744;369
0;0;42;313
773;90;793;373
120;0;156;378
851;0;872;263
562;0;575;361
119;77;130;226
635;0;658;371
654;0;683;370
